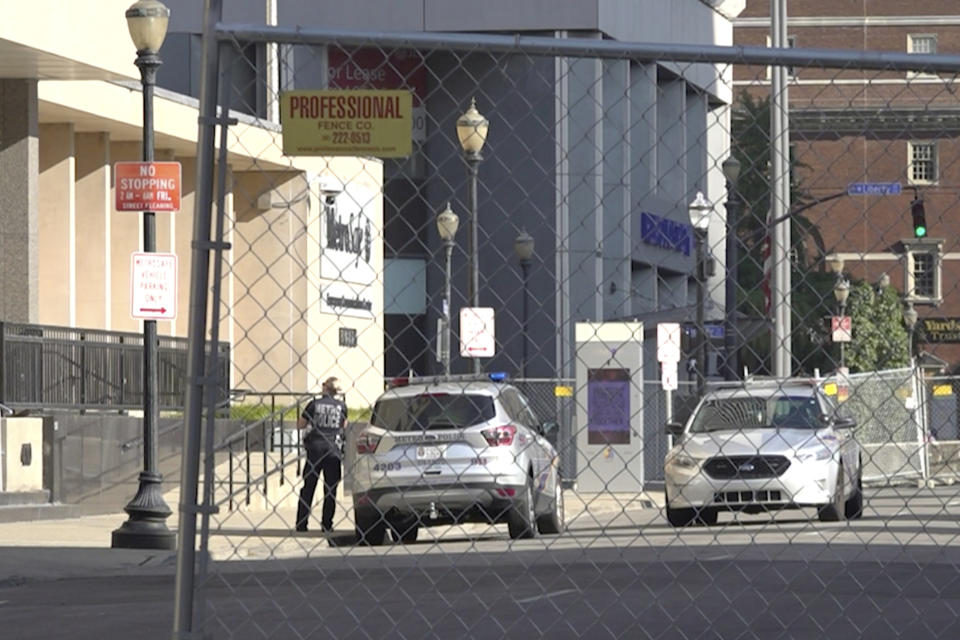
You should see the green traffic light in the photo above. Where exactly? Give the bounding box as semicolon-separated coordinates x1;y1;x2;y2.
915;224;927;237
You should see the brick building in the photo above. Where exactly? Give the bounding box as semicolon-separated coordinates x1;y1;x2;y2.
734;0;960;372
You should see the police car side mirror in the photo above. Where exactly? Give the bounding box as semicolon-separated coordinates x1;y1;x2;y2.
665;421;684;437
833;416;857;430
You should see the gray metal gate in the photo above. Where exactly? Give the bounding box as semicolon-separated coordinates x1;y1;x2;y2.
171;2;960;638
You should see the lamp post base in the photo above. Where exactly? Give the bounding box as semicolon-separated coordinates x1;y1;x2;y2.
111;471;176;550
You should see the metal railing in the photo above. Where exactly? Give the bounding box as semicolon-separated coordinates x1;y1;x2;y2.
213;391;312;511
0;321;230;411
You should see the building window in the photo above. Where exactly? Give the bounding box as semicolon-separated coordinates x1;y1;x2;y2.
908;141;938;184
766;35;797;80
903;240;943;305
913;253;935;297
908;34;937;78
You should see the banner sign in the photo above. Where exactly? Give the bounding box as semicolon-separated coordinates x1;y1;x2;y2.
280;90;413;157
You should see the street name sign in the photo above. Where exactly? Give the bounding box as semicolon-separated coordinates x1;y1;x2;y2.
846;182;901;196
280;90;413;157
115;161;182;212
131;252;178;320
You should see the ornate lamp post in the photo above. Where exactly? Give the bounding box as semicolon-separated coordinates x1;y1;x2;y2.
689;192;712;396
514;230;535;379
112;0;176;550
456;98;489;374
833;278;851;370
722;156;741;380
826;253;844;276
436;203;460;376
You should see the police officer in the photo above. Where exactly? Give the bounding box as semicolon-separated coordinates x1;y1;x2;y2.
295;376;347;533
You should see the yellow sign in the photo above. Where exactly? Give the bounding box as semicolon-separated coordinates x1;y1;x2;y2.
933;384;954;396
824;383;837;396
555;385;573;397
280;90;413;157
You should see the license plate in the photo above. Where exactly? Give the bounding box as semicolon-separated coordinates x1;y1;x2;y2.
416;445;445;461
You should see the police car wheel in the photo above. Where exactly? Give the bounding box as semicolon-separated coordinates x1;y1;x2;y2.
388;517;419;544
355;514;387;546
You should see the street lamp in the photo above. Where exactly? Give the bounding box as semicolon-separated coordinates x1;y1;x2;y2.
112;0;175;550
689;191;712;396
825;252;844;276
514;230;535;379
437;203;460;376
903;302;919;365
456;98;489;374
721;156;741;380
833;278;850;370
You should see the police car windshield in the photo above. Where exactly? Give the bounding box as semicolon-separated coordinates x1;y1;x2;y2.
372;393;496;431
689;395;822;433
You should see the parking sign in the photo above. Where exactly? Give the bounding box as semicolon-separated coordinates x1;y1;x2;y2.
131;252;178;320
460;307;495;358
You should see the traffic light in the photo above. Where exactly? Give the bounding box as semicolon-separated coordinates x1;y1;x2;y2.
911;197;927;238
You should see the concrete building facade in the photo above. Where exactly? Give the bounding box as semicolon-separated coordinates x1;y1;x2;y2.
0;1;386;408
158;0;746;388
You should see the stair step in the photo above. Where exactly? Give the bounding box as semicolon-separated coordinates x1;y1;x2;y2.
0;490;50;507
0;503;87;524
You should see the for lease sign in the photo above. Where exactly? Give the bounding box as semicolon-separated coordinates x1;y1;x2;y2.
280;90;413;158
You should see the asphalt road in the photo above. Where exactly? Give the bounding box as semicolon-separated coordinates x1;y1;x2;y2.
4;486;960;640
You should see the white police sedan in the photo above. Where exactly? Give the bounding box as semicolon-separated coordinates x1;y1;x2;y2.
664;379;863;527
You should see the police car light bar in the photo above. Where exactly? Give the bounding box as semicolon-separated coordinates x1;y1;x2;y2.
388;372;509;388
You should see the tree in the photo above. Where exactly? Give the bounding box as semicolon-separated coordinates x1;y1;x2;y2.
845;281;910;372
730;91;910;376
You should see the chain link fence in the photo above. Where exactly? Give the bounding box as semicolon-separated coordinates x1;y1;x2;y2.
169;7;960;639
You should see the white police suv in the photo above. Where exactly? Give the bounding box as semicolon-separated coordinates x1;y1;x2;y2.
351;373;564;544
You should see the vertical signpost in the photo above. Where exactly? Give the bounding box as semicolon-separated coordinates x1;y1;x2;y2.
658;323;682;446
111;159;180;551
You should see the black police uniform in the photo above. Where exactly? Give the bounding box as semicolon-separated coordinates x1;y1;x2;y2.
295;392;347;531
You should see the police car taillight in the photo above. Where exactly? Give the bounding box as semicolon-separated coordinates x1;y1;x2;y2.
481;425;517;446
356;432;381;454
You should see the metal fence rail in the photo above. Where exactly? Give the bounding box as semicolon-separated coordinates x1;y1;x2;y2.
0;321;230;411
171;5;960;639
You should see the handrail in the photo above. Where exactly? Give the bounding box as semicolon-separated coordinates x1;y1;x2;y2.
119;388;246;451
215;393;313;451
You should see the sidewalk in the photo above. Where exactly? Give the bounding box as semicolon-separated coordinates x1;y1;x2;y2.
0;489;663;582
